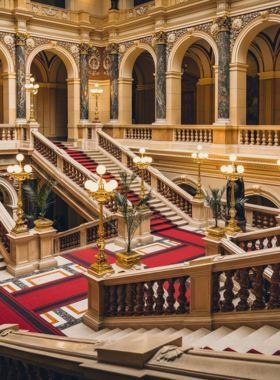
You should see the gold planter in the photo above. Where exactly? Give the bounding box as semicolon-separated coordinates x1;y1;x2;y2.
206;226;227;239
115;250;142;269
34;218;54;232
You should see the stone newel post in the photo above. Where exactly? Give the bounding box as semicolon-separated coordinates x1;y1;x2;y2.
215;16;231;125
15;32;27;122
109;43;119;124
154;31;167;125
80;43;90;122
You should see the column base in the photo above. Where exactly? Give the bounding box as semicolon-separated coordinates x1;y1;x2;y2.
78;119;90;124
15;118;27;125
152;119;168;125
107;119;120;125
214;118;231;126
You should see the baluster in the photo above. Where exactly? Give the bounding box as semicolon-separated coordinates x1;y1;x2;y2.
190;129;194;142
236;268;250;311
135;282;145;316
257;213;262;228
195;130;198;142
209;129;212;143
200;129;203;142
212;272;221;312
251;266;266;310
164;278;176;315
154;279;165;315
144;281;154;315
221;270;235;312
268;130;272;146
267;236;273;248
252;211;256;227
256;130;260;145
117;284;127;317
268;263;280;309
175;277;188;314
109;285;118;316
259;237;265;250
262;130;266;145
2;128;6;140
270;216;276;228
251;239;256;251
250;129;255;145
244;130;249;145
263;214;268;229
126;283;136;316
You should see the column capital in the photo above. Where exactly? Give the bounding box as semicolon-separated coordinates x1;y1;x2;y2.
108;42;118;55
153;30;167;45
80;43;91;55
15;32;27;46
212;15;231;33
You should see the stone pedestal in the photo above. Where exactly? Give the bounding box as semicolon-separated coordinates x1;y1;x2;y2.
202;232;224;256
20;122;40;149
189;199;206;228
77;122;102;150
6;227;57;277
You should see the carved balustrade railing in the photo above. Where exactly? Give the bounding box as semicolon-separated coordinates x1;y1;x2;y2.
0;125;17;141
127;156;152;186
239;126;280;146
34;136;57;166
157;179;192;216
230;226;280;252
0;222;10;254
54;219;118;253
99;134;121;162
125;128;152;140
174;127;213;143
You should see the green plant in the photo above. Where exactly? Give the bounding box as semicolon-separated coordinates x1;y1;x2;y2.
204;186;226;228
23;178;57;220
113;172;152;252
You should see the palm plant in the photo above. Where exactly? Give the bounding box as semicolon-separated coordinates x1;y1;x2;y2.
113;172;152;252
204;186;226;228
23;178;57;220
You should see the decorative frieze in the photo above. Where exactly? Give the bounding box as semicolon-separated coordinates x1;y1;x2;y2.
103;48;111;76
42;7;58;17
0;31;15;65
88;47;101;76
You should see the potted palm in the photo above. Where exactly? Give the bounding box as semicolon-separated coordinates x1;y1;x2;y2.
23;178;57;231
113;172;152;268
204;186;226;238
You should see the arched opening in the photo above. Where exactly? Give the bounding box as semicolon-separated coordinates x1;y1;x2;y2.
132;52;155;124
246;195;278;208
30;51;68;140
0;179;18;220
0;59;3;124
0;42;15;124
178;183;197;197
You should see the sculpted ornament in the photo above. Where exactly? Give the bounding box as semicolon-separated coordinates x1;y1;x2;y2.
210;23;219;36
26;38;35;48
152;36;157;47
42;8;58;17
103;52;111;76
156;346;189;362
89;48;101;75
260;10;269;21
187;27;195;35
4;35;13;45
119;44;126;54
167;33;175;44
70;45;79;54
32;6;38;13
232;18;242;31
62;12;68;19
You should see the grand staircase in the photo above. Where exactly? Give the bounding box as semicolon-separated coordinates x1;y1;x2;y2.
52;141;189;232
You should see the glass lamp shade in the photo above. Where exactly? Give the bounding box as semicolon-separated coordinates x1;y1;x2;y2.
133;157;140;164
221;165;227;173
85;180;98;192
110;180;118;190
198;152;204;159
204;153;208;158
104;182;112;192
34;84;39;89
30;77;35;82
230;154;237;162
7;166;14;173
96;165;106;175
147;157;152;163
192;153;197;158
140;148;145;154
14;165;22;174
237;165;244;174
197;145;202;151
227;165;234;174
16;153;24;162
277;160;280;166
24;165;32;173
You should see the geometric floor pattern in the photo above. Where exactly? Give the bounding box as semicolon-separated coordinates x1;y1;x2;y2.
0;225;205;336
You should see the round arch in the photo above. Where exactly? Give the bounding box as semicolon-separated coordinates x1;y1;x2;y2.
119;42;157;79
26;43;79;78
245;186;280;209
167;31;219;73
232;14;280;64
0;41;14;72
0;178;18;220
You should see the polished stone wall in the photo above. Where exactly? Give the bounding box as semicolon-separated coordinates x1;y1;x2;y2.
80;53;89;120
16;45;26;120
218;31;230;120
156;43;166;121
110;52;118;120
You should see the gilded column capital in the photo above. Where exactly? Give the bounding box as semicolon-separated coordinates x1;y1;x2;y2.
108;42;118;55
15;33;27;46
153;31;167;45
211;15;231;35
80;43;91;55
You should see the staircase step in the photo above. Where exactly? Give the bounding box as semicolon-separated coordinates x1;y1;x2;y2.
208;326;255;352
157;328;178;336
87;328;111;339
257;330;280;355
0;262;7;271
229;325;279;354
0;254;4;262
171;328;194;338
194;326;233;348
105;328;135;341
91;328;122;341
143;328;163;335
182;328;211;345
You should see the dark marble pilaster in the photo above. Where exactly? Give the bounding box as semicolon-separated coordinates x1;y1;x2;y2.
16;33;27;120
155;31;167;122
216;16;231;121
109;43;119;121
80;43;89;121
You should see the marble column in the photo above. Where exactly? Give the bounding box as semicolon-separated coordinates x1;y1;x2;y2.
216;16;231;124
16;33;27;121
109;43;119;123
154;31;167;124
80;43;89;122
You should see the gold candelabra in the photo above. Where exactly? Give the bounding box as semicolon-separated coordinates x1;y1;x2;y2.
25;77;39;123
192;145;208;199
85;165;118;276
91;84;103;123
7;154;32;234
221;154;244;233
133;148;152;208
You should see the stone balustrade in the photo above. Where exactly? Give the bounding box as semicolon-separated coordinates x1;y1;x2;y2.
125;127;152;140
99;134;122;162
0;125;16;141
230;226;280;252
157;179;192;216
174;127;213;143
127;156;151;185
0;222;10;254
239;127;280;146
34;136;57;167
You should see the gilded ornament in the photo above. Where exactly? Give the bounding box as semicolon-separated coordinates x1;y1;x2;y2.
15;33;27;46
4;35;13;45
214;15;231;32
26;38;35;48
232;18;242;31
109;42;118;54
89;54;101;71
80;43;90;55
187;27;195;35
260;10;269;21
103;52;111;76
154;31;166;45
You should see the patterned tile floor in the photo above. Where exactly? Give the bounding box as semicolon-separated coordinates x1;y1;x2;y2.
0;225;205;337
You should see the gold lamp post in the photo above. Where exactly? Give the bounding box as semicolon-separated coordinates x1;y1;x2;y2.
192;145;208;199
25;77;39;123
91;84;103;123
84;165;118;277
221;154;244;233
133;148;152;208
7;154;32;234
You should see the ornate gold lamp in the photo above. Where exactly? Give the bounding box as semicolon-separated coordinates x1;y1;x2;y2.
7;154;32;234
25;77;39;123
85;165;118;277
90;84;103;123
192;145;208;199
221;154;244;233
133;148;152;208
